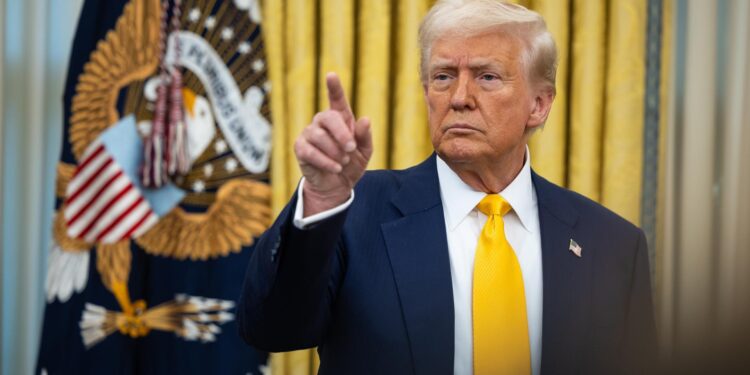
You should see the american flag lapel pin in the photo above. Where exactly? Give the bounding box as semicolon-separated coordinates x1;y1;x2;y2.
569;239;582;258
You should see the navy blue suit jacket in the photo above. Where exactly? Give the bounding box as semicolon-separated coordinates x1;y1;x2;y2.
238;155;656;374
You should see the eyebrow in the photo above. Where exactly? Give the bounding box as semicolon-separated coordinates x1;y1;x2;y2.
429;59;456;70
429;58;504;72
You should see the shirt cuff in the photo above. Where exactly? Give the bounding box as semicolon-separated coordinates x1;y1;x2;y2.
293;178;355;229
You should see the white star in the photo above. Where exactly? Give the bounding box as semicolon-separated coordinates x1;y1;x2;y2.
188;8;201;22
225;158;238;172
238;41;252;54
262;81;271;93
205;16;216;30
221;27;234;41
214;139;227;154
203;163;214;177
233;0;262;23
234;0;252;10
252;59;265;72
259;364;271;375
192;180;206;193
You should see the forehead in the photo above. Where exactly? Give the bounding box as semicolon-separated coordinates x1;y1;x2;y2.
428;30;525;66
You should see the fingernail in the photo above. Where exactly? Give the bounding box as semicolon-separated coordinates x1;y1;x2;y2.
342;155;350;164
345;141;356;152
333;164;343;173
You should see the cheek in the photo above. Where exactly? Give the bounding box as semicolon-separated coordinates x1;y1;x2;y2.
485;116;523;141
429;117;445;149
427;95;447;131
426;92;445;115
485;95;532;130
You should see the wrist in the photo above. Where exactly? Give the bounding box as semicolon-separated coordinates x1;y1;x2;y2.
302;183;351;217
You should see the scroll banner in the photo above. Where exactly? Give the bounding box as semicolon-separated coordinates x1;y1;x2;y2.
165;31;271;174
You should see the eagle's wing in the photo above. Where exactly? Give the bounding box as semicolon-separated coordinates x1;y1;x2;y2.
135;178;272;260
68;0;161;160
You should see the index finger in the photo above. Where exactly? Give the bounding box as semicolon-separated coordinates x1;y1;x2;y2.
326;73;353;122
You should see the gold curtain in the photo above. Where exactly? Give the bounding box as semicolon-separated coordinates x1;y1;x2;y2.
261;0;664;373
265;0;435;217
525;0;649;224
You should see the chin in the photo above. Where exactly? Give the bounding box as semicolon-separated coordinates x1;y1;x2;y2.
436;142;482;165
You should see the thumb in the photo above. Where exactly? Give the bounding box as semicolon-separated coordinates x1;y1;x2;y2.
354;117;373;159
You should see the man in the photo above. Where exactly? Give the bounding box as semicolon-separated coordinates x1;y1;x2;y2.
238;1;657;374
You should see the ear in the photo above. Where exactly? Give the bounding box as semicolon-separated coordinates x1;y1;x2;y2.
526;86;555;130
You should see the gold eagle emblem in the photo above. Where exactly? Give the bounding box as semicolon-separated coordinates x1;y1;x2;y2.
51;0;272;347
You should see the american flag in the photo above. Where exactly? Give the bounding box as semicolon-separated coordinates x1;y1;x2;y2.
64;139;159;244
569;239;583;258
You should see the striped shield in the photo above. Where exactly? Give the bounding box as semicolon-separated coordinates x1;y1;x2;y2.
63;138;159;244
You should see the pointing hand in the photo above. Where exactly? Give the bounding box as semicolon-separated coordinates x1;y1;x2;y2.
294;73;373;216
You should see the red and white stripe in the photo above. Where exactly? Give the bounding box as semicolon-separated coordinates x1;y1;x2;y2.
64;140;159;244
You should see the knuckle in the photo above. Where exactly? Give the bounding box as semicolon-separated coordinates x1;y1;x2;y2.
336;130;350;142
301;125;313;138
328;110;344;124
301;147;314;161
320;114;337;129
295;140;312;159
312;127;327;138
315;110;330;122
312;112;324;124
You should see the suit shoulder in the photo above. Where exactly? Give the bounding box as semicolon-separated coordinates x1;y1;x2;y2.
354;164;421;195
538;176;642;236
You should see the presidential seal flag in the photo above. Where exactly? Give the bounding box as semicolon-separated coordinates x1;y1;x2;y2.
37;0;271;373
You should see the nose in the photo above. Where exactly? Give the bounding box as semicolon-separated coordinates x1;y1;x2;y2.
450;73;476;111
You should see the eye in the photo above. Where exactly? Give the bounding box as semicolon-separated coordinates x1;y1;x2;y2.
434;73;451;81
479;73;498;81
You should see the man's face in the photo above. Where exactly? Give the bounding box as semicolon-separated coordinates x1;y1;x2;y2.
425;30;545;167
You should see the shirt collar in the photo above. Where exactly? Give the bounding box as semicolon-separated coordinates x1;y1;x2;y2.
436;147;537;233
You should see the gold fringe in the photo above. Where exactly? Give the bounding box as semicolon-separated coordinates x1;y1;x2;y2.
135;179;272;260
96;240;132;292
56;162;76;198
68;0;161;160
53;210;93;252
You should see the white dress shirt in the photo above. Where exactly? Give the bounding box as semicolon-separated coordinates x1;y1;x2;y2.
293;149;542;375
436;150;542;375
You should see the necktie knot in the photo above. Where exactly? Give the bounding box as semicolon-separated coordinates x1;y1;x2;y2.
476;194;511;217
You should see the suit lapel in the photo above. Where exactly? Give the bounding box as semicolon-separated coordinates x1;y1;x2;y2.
379;163;594;374
382;155;455;375
533;172;593;374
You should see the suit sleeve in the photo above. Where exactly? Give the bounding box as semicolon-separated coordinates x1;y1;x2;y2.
237;191;348;352
623;229;659;373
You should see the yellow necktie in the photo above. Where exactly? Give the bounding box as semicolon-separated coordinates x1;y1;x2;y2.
473;195;531;375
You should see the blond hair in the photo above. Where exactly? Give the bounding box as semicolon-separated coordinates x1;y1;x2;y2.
419;0;557;91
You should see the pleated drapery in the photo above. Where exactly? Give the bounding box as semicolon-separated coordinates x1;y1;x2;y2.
260;0;667;372
265;0;435;217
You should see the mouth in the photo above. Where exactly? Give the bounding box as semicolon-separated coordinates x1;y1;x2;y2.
444;123;480;134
